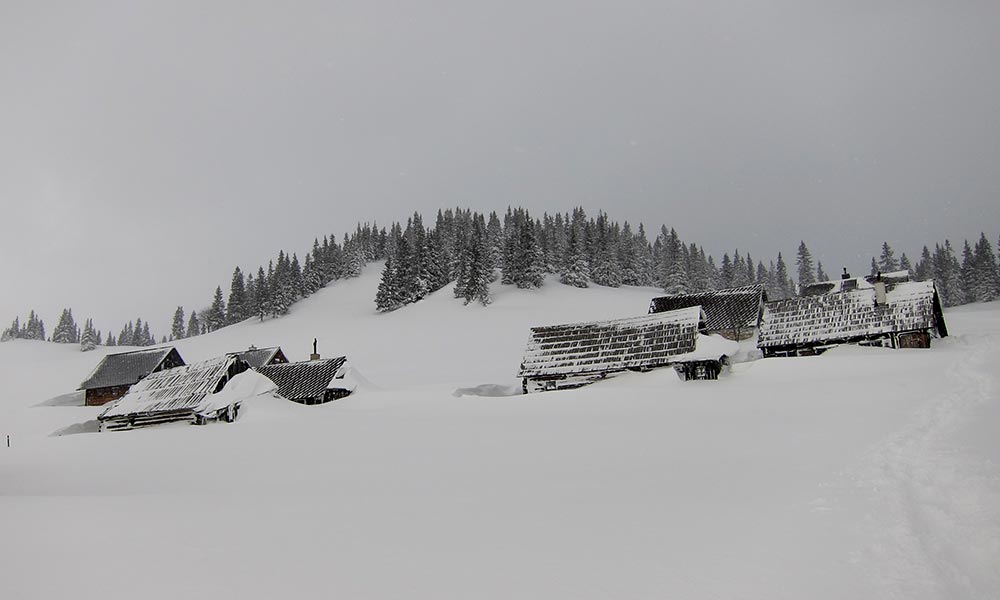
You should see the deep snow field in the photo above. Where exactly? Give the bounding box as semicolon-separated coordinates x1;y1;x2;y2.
2;267;998;600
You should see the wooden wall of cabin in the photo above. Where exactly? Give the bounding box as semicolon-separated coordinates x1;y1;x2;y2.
896;331;931;349
85;385;131;406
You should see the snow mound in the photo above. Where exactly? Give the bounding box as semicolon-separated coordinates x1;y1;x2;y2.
196;369;278;415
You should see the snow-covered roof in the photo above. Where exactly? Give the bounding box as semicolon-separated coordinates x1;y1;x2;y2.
256;358;350;400
518;306;706;378
234;346;287;369
648;284;766;333
98;354;245;420
758;279;947;349
799;270;911;297
78;347;183;390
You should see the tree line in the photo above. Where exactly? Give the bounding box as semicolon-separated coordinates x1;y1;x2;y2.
4;208;998;348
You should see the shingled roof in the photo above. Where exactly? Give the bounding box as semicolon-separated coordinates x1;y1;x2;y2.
235;346;288;369
79;347;184;391
799;270;911;297
256;358;348;401
518;307;705;379
98;354;246;420
758;279;947;350
648;285;766;333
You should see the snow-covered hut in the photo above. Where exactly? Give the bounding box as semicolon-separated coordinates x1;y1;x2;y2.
757;277;948;357
97;353;253;431
648;284;767;341
518;307;733;393
78;347;185;406
234;345;288;369
256;357;354;405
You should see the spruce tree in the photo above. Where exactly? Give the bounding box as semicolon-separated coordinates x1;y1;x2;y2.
53;309;78;344
972;232;1000;302
254;266;268;321
171;307;186;341
960;240;976;302
205;286;226;331
899;253;912;274
816;261;828;282
186;311;201;338
796;241;815;289
226;268;247;325
455;215;492;305
375;255;405;312
877;242;899;273
559;226;590;288
775;253;791;299
915;246;933;281
80;319;97;352
1;317;19;341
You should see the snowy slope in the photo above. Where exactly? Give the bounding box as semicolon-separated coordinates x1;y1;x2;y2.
1;267;998;600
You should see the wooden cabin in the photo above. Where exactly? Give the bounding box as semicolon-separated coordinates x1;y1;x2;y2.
97;354;251;431
78;347;185;406
234;345;288;369
648;284;767;341
256;357;353;405
757;278;948;357
518;306;732;393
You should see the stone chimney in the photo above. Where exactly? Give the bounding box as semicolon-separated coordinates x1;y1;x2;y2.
310;338;320;360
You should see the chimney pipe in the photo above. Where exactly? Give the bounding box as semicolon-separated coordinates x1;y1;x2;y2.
310;338;320;360
841;268;850;280
873;280;887;306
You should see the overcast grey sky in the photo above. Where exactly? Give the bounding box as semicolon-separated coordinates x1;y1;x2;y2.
1;1;998;336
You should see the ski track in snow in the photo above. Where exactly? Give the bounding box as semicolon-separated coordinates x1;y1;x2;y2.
856;331;1000;599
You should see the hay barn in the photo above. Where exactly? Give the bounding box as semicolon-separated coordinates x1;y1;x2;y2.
97;353;251;431
518;306;731;393
758;276;948;357
78;347;185;406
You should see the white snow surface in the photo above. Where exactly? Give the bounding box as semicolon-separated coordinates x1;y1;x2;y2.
196;369;277;415
2;265;999;599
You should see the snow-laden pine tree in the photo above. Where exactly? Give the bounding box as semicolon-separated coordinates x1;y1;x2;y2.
80;319;97;352
816;261;828;282
898;253;912;275
960;240;976;302
186;311;201;338
796;242;815;289
52;309;79;344
915;246;933;281
1;317;20;341
289;253;305;300
559;226;590;288
206;286;226;331
171;306;186;341
662;253;689;295
226;268;247;325
590;213;622;288
972;232;1000;302
254;266;268;321
877;242;899;273
454;215;492;305
774;253;792;299
375;255;405;312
